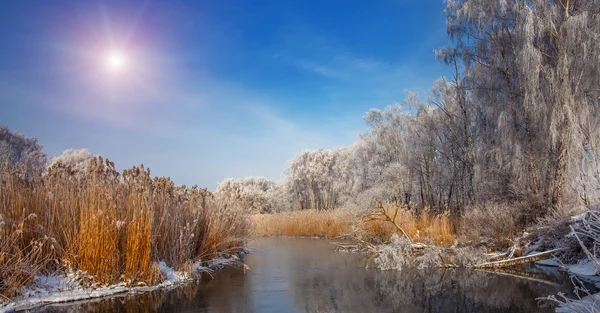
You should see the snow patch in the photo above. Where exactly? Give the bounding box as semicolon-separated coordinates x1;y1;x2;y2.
0;271;129;313
157;261;189;286
536;258;561;267
536;257;600;276
568;259;599;276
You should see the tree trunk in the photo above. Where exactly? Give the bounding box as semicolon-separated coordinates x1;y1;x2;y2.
552;112;572;207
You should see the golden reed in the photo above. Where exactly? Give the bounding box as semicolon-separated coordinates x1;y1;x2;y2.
0;157;248;300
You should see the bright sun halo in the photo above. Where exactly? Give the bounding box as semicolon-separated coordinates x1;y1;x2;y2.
106;51;126;72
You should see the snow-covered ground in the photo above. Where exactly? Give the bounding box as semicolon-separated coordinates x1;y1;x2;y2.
0;253;246;313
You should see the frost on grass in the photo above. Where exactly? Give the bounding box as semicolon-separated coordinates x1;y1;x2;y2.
374;234;491;271
415;247;444;270
549;276;600;313
374;234;413;271
452;247;488;267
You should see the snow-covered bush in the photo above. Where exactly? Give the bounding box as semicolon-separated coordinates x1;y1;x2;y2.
534;205;587;261
215;177;279;213
460;203;519;240
374;234;413;271
415;247;444;270
451;247;487;267
46;148;95;174
0;125;46;170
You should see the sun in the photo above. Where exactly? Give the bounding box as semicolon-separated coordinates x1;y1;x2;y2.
105;51;126;72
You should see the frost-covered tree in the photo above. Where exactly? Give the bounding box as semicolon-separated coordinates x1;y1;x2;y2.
442;0;600;209
215;177;281;213
278;0;600;218
46;148;95;174
351;104;412;208
0;125;46;170
286;149;352;210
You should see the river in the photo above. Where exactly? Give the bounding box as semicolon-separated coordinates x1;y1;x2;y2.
37;237;576;313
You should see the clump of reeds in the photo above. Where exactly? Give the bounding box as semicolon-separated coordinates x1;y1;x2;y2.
0;157;248;300
251;205;455;245
0;213;56;300
361;203;456;246
251;210;350;238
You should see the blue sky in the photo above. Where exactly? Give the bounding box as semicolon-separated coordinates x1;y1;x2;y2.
0;0;450;189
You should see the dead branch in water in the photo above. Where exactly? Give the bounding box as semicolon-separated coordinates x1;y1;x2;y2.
472;249;562;269
332;235;379;253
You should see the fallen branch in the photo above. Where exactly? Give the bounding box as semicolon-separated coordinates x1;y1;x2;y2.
472;248;562;269
332;236;379;253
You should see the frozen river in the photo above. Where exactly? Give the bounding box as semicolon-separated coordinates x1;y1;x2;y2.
39;237;576;313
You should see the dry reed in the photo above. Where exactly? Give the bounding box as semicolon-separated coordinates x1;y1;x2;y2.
0;157;248;300
251;210;351;238
251;205;456;246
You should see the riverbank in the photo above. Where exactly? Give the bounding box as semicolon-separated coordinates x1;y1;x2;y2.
0;252;245;313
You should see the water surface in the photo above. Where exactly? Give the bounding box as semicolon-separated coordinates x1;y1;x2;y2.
40;237;574;313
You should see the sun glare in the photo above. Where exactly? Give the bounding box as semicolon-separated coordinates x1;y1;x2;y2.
106;51;126;72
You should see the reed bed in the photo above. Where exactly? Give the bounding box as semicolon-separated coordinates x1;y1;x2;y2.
251;205;456;246
0;157;248;300
251;210;351;238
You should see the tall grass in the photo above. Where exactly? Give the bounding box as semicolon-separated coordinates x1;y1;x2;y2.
0;157;248;300
251;205;456;246
251;210;351;238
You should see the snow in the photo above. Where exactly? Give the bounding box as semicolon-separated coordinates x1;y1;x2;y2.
536;258;561;267
568;259;599;276
0;253;246;313
0;272;130;313
536;257;599;276
157;261;189;286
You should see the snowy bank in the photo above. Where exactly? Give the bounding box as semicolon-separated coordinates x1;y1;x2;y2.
536;257;600;312
0;252;246;313
555;293;600;313
537;258;599;277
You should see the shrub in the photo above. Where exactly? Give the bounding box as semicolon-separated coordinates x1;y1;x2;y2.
460;202;519;240
374;234;413;271
534;205;586;261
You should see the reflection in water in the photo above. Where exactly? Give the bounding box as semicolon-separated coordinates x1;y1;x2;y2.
39;237;573;313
